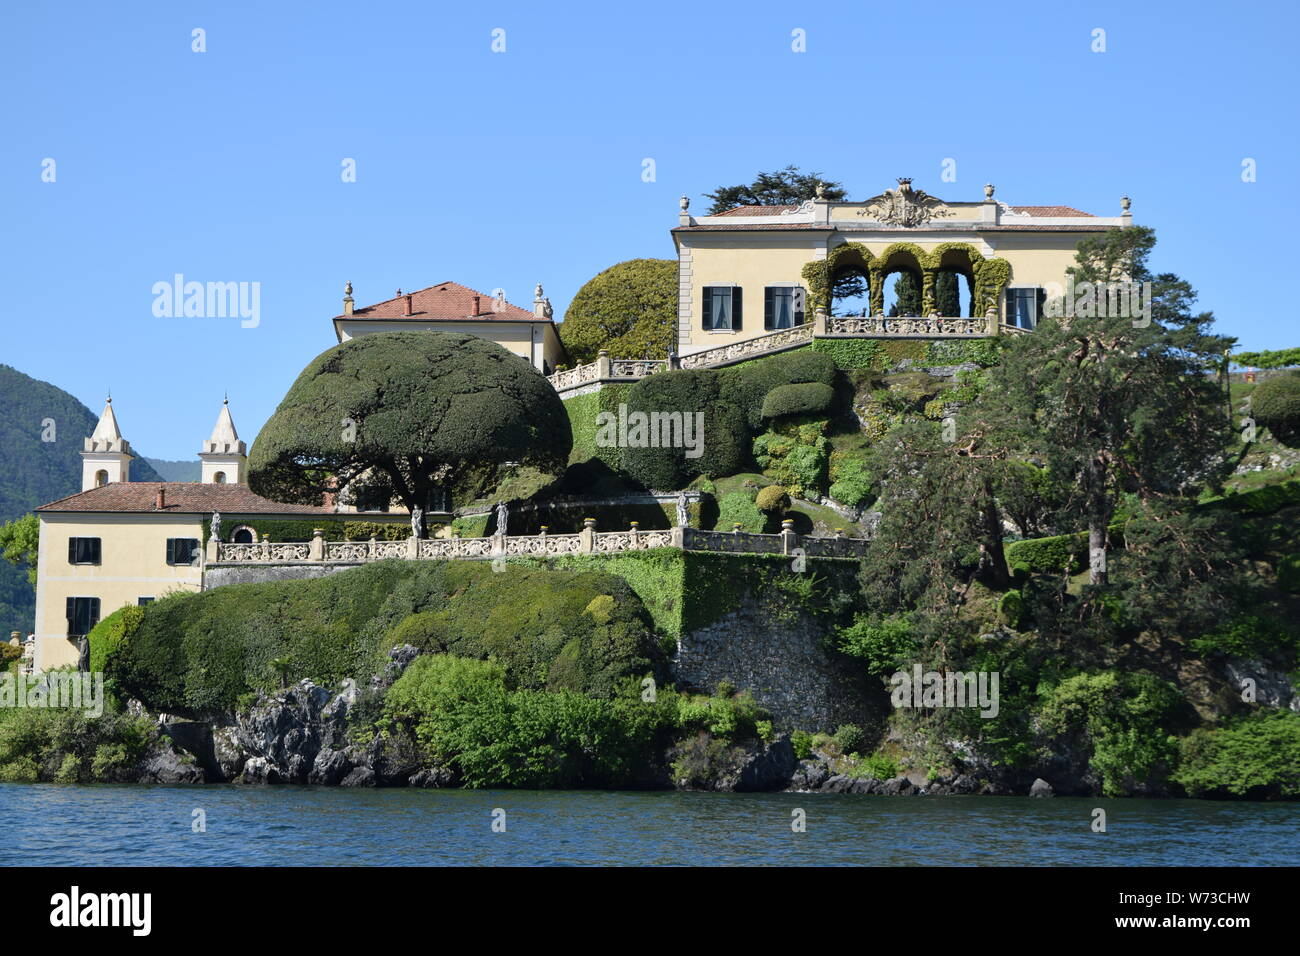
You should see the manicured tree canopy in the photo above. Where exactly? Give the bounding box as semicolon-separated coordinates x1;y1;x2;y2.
249;332;572;521
1252;372;1300;445
558;259;677;364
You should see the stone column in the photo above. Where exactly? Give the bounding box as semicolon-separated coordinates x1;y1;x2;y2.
407;535;419;559
814;306;828;336
310;528;325;561
580;517;597;553
921;267;937;317
780;518;797;556
596;350;612;379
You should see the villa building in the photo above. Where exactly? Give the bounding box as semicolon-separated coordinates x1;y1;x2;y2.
671;178;1131;357
333;280;568;374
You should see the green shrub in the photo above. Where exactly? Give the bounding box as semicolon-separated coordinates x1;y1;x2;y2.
383;654;674;788
834;723;865;755
828;455;875;507
997;590;1023;628
857;753;899;780
1004;532;1088;574
718;350;838;431
676;687;767;741
0;705;155;784
716;491;767;533
924;338;1002;367
811;338;885;371
1174;710;1300;798
1189;611;1295;658
761;382;835;420
87;604;146;677
754;485;791;513
1036;671;1182;797
1251;372;1300;444
837;613;917;676
791;730;814;760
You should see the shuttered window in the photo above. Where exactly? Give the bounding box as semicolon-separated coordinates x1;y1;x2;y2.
166;538;200;566
702;286;741;331
764;287;806;330
67;537;101;565
65;597;100;637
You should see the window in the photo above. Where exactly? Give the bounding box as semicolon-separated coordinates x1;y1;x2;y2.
702;286;741;331
764;286;805;330
67;537;102;565
137;597;155;606
1006;287;1043;329
166;538;201;566
65;597;100;637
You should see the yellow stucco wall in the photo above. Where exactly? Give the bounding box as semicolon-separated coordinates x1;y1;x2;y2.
34;513;205;671
335;319;565;372
678;229;1097;353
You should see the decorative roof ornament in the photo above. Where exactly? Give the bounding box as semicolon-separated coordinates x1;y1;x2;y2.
814;180;827;200
679;195;689;211
858;178;952;227
780;199;815;216
1121;196;1131;213
984;183;995;200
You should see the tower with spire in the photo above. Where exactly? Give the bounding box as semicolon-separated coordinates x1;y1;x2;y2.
81;397;132;491
199;397;247;484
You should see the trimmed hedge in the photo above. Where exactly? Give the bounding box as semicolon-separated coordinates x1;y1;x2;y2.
1251;372;1300;444
761;383;835;419
97;560;661;715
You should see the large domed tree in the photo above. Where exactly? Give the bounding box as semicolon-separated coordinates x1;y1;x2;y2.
559;258;677;364
249;332;572;530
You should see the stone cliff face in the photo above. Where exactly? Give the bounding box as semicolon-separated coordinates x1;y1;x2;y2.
673;599;881;732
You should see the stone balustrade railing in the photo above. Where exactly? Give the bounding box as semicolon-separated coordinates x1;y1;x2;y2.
547;351;670;394
824;315;989;337
210;519;868;566
678;325;813;370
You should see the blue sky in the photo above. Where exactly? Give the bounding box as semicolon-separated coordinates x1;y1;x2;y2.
4;0;1297;459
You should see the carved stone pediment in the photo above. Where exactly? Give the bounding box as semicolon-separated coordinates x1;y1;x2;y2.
857;178;951;227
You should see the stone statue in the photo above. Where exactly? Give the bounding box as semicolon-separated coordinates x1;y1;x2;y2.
496;501;509;535
211;511;222;542
675;492;688;528
410;506;423;539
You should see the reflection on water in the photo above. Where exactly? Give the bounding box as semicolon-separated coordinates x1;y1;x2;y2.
1;785;1295;866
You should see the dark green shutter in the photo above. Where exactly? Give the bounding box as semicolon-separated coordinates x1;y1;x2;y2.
733;287;742;330
89;598;100;630
763;287;774;330
91;538;101;564
702;287;713;331
166;539;175;564
68;538;76;563
795;286;805;326
66;597;74;626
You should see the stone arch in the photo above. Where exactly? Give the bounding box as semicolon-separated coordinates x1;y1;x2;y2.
802;241;874;315
874;243;928;316
925;242;983;317
230;525;257;544
94;469;109;487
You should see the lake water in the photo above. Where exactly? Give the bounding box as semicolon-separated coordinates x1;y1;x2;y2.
2;784;1296;866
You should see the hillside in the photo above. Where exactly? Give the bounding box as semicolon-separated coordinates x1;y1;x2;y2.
0;364;164;632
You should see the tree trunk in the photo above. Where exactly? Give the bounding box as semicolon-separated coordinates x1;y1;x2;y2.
977;478;1011;589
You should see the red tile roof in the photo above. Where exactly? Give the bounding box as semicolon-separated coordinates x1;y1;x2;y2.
37;483;333;515
338;281;540;322
708;203;1096;218
1009;205;1094;217
712;205;799;217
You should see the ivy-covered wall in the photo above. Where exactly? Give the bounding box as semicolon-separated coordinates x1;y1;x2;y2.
564;383;631;468
201;515;414;543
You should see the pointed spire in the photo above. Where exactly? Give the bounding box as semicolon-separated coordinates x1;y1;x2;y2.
206;397;242;451
89;397;126;447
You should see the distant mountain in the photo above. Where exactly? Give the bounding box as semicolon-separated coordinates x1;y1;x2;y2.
146;458;201;482
0;364;165;632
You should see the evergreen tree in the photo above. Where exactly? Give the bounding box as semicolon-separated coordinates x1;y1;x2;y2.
888;271;922;317
934;270;962;317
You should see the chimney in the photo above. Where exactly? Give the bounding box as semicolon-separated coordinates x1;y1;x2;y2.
471;295;480;316
155;487;166;510
403;293;413;316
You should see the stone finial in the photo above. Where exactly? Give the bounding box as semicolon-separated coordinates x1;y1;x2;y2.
678;194;692;226
343;281;354;315
814;180;827;200
534;282;551;318
1121;195;1131;213
984;183;995;200
679;195;689;211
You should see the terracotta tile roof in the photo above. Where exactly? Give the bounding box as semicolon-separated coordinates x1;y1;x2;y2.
1009;205;1094;217
712;205;800;217
337;281;540;322
37;483;332;515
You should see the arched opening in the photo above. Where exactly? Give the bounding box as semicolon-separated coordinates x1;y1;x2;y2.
830;264;871;316
877;247;926;317
931;245;980;317
94;470;109;487
213;471;227;484
231;526;255;544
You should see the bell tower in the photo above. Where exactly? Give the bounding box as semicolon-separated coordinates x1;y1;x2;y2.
200;397;247;484
81;397;132;491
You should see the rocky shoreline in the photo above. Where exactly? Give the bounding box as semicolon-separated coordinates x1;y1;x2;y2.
121;645;1066;797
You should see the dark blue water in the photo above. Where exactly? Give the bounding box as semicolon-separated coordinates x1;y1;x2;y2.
2;784;1295;865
